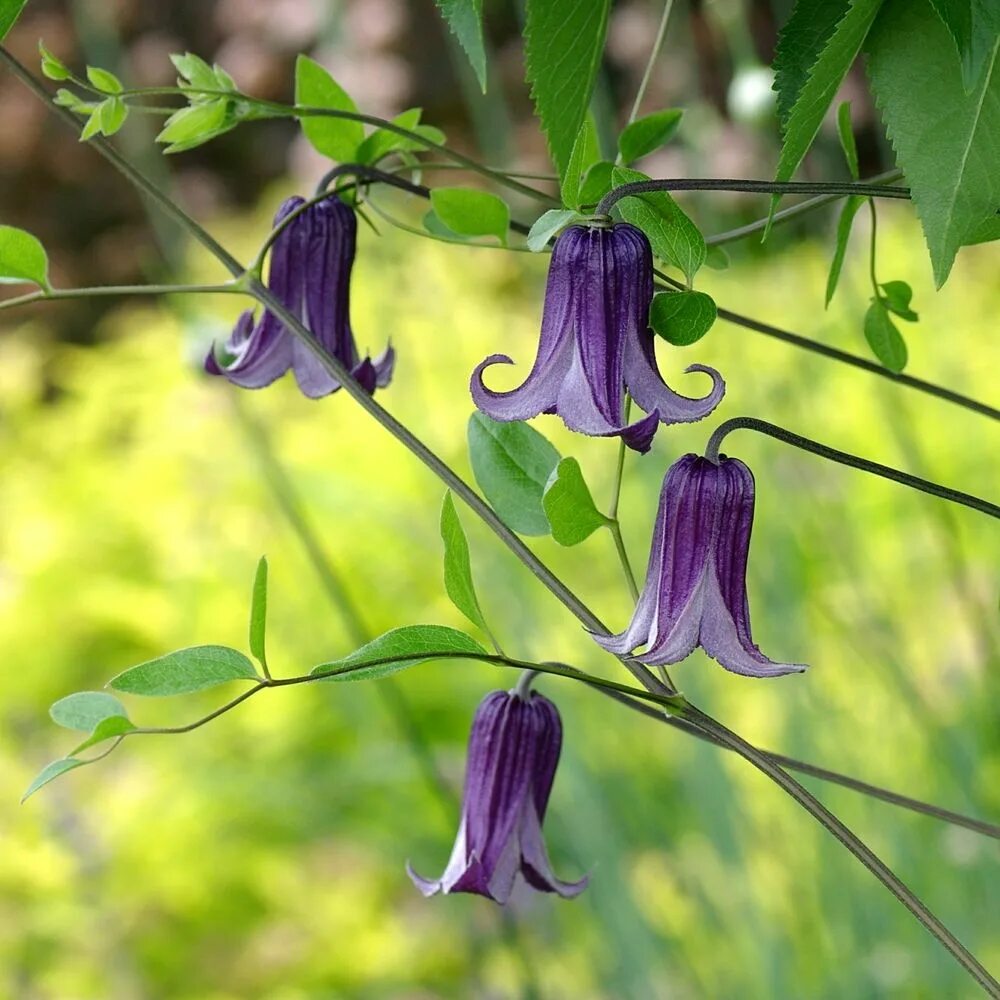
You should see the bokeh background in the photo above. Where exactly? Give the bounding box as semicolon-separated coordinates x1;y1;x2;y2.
1;1;998;997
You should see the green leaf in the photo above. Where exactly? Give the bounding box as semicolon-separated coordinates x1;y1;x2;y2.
79;108;102;141
86;65;123;94
440;492;490;634
524;0;612;182
704;245;730;270
21;758;88;803
774;0;882;188
0;225;49;288
0;0;29;41
578;160;615;206
562;116;600;209
864;298;908;371
108;645;259;696
53;88;93;113
649;290;718;346
825;194;865;305
435;0;487;92
772;0;849;130
429;187;509;244
612;165;706;283
156;100;229;151
69;716;136;755
98;96;127;136
295;54;364;162
963;213;1000;244
836;100;859;178
617;109;683;164
356;107;421;164
867;0;1000;286
526;209;580;251
39;42;70;81
467;412;561;536
879;280;919;320
422;209;471;241
927;0;1000;90
310;625;488;682
171;52;219;96
248;556;268;664
50;691;129;732
542;458;611;546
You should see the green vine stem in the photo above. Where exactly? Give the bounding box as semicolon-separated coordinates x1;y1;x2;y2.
653;271;1000;422
705;417;1000;520
596;178;912;218
5;47;997;991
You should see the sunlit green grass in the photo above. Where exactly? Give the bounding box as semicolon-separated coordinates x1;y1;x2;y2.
1;192;997;998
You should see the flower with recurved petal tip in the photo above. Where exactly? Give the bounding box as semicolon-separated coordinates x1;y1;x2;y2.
594;453;807;677
206;195;394;397
408;688;586;904
470;223;724;453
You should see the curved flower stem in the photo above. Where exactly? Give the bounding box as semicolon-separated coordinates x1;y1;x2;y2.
705;417;1000;520
596;178;912;218
0;281;241;313
652;270;1000;422
624;0;675;126
680;702;1000;998
705;169;904;246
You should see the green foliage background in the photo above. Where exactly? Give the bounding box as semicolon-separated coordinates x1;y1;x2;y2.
1;194;998;998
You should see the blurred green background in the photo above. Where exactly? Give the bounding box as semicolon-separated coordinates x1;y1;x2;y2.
2;2;999;998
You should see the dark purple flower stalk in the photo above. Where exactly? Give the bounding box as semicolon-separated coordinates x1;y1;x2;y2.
595;454;807;677
408;688;586;904
205;196;394;397
471;223;724;453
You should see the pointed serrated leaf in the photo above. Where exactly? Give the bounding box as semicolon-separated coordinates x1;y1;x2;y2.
927;0;1000;90
772;0;849;130
774;0;882;185
435;0;487;91
867;0;1000;286
1;1;29;41
524;0;611;182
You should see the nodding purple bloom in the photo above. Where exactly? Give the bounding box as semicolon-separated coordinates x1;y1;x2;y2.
470;223;724;454
595;454;807;677
408;689;587;904
205;196;394;398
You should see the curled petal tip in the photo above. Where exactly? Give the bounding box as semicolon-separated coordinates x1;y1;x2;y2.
405;861;442;898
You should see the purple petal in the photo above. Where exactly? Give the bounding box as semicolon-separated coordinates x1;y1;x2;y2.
205;308;293;389
519;803;588;899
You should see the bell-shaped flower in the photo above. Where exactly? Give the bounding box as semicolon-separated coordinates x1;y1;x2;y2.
408;688;586;904
595;454;807;677
206;196;394;397
471;223;724;453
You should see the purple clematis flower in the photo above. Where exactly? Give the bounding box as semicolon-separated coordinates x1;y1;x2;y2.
595;454;807;677
408;688;587;904
470;223;724;453
205;195;394;397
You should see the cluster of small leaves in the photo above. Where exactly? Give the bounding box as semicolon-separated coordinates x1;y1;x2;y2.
42;42;130;140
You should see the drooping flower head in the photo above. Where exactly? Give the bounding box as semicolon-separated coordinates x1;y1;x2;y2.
471;223;724;453
595;454;807;677
408;688;586;904
205;195;394;397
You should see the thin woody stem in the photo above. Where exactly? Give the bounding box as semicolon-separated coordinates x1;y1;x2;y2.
596;178;912;217
0;281;241;312
705;417;1000;520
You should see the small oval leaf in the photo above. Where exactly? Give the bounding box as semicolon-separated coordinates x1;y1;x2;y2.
108;645;259;696
526;209;580;252
543;458;611;546
310;625;488;682
50;691;129;732
430;187;510;245
248;556;268;663
22;758;88;803
467;413;561;536
295;54;364;162
0;225;50;288
649;290;717;346
441;493;490;634
863;299;908;372
617;109;683;164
